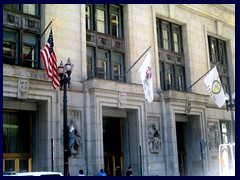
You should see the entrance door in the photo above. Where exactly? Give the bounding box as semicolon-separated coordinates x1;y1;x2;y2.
176;122;187;176
176;115;203;176
103;117;123;176
3;111;33;173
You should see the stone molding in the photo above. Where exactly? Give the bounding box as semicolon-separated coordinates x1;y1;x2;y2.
3;64;49;81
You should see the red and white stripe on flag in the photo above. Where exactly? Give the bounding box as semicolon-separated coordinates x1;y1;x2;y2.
40;30;60;90
203;66;225;108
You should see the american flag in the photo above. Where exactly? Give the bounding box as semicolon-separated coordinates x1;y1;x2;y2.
40;29;60;90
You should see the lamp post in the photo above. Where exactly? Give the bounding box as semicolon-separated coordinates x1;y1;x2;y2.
225;91;235;143
58;57;74;176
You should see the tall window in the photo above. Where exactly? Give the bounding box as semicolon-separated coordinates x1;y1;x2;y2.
86;4;125;82
157;18;185;91
98;50;110;79
112;53;124;80
87;46;124;81
3;4;41;68
208;36;230;94
86;4;123;38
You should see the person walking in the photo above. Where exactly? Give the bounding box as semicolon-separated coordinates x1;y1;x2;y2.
78;169;84;176
98;169;107;176
126;166;132;176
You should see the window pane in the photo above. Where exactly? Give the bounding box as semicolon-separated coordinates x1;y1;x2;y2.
3;29;18;65
87;46;94;78
165;64;174;90
86;5;92;30
163;30;169;50
3;112;31;153
210;38;218;63
173;33;179;53
98;50;109;79
113;53;123;80
162;21;170;50
22;33;37;68
218;40;227;65
111;14;119;36
4;4;19;11
23;45;35;68
98;60;107;79
176;66;184;91
5;160;15;172
96;9;105;33
23;4;36;16
111;5;121;37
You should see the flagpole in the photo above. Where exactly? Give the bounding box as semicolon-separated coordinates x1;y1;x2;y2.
121;45;152;79
26;19;54;58
185;62;219;92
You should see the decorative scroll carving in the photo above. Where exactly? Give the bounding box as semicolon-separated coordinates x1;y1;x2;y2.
17;78;29;99
148;124;161;153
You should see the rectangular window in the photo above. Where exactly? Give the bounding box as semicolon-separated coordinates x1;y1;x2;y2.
22;33;38;68
3;4;41;69
87;46;95;78
97;50;109;79
220;121;231;144
218;40;227;65
162;21;170;51
172;25;181;53
112;52;123;81
96;5;107;34
86;5;93;30
208;36;230;94
23;4;36;15
157;18;185;92
3;29;18;65
86;4;123;38
209;37;218;63
176;66;185;91
3;111;31;153
110;5;122;37
165;64;174;90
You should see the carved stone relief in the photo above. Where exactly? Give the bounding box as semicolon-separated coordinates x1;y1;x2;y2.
207;121;220;150
68;119;83;155
148;123;161;153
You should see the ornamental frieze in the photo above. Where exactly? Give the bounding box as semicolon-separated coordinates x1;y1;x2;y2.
161;90;207;103
84;78;144;94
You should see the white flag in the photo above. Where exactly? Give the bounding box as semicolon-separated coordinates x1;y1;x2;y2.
203;66;225;108
138;52;153;103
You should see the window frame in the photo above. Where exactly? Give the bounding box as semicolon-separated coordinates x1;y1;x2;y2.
157;18;185;91
3;4;41;69
208;36;230;94
86;4;123;38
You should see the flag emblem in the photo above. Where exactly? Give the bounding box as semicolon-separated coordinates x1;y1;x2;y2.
212;80;221;94
203;66;225;108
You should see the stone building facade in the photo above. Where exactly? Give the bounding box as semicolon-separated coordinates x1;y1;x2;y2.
3;4;235;176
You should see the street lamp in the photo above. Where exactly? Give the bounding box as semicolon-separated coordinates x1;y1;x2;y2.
225;91;235;143
58;57;74;176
